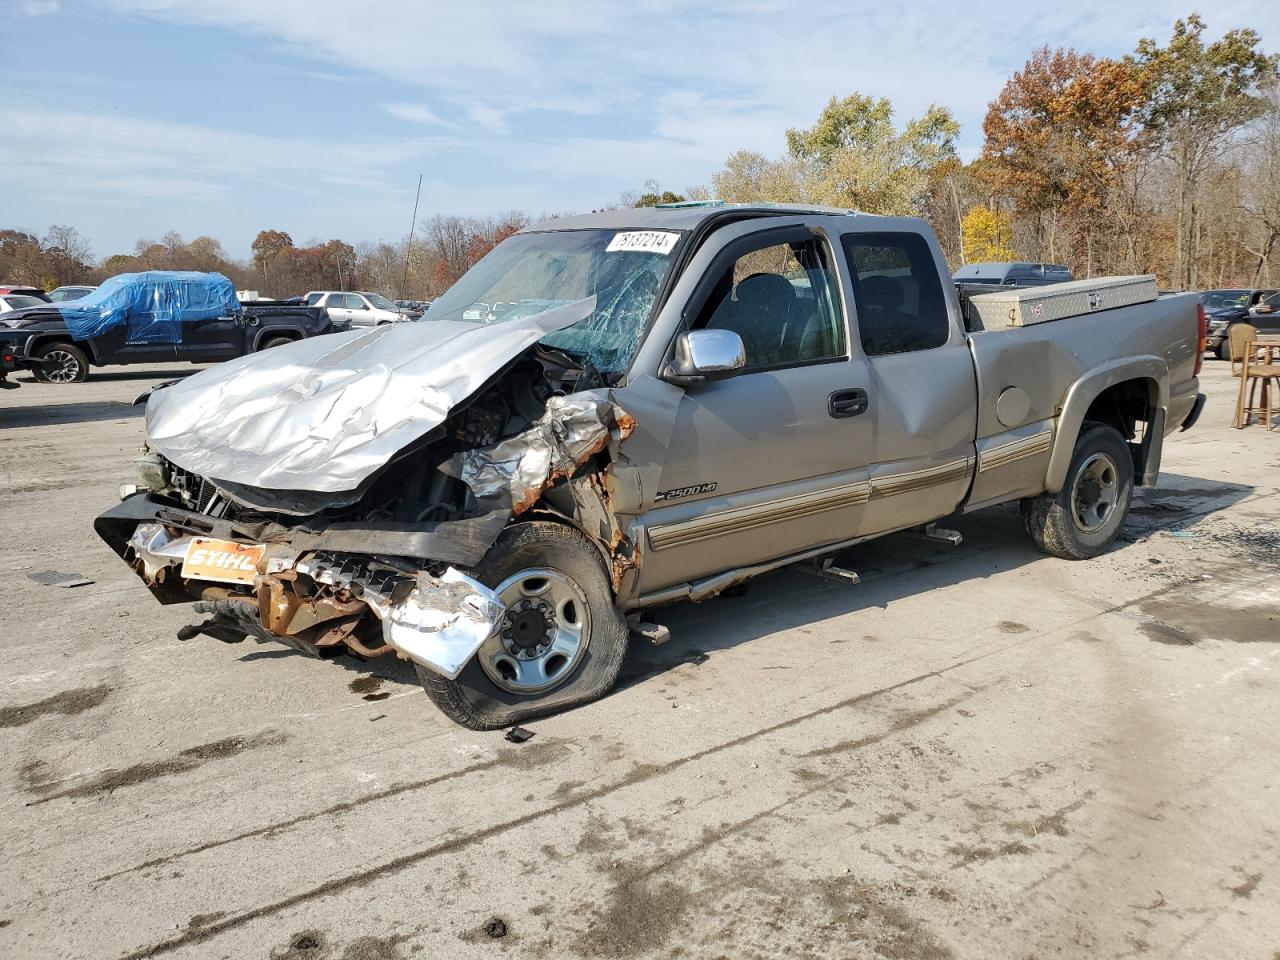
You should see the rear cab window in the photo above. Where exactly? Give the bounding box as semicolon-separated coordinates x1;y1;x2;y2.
841;232;950;356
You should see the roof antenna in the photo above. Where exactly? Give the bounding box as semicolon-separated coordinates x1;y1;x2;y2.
402;173;423;297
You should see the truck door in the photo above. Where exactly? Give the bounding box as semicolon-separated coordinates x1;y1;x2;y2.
321;293;350;327
179;312;243;360
635;225;874;593
838;231;977;536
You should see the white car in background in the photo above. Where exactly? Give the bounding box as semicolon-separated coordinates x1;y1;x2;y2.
0;293;49;314
304;291;411;327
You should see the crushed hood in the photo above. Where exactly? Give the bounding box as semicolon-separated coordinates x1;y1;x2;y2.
145;297;595;495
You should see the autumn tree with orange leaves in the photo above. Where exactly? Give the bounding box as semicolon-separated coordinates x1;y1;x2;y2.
980;47;1150;275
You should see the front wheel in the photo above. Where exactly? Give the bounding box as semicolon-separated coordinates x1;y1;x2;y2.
1216;337;1231;361
33;342;90;383
1021;422;1134;560
416;521;629;730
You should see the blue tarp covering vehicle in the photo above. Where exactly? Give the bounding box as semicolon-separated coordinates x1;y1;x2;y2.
57;271;239;343
0;271;339;385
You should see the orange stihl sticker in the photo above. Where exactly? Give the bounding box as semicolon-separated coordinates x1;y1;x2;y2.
181;537;265;585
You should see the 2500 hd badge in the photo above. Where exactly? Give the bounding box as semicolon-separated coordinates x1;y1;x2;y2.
654;482;717;502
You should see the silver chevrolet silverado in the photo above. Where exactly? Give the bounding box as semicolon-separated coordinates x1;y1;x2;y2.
96;204;1207;729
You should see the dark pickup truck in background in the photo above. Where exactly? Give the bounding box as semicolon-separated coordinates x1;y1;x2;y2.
0;271;344;385
1199;287;1280;359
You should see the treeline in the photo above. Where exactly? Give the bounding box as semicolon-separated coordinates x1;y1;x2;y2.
708;13;1280;288
0;217;532;301
5;13;1276;296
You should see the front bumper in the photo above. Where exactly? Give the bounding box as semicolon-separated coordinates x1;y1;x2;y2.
97;494;505;678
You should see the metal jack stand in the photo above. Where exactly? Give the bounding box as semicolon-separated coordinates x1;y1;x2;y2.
909;522;963;546
807;557;861;584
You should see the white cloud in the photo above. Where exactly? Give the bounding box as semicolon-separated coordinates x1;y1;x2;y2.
100;0;1280;173
18;0;61;15
383;102;454;126
15;1;1280;253
0;103;450;205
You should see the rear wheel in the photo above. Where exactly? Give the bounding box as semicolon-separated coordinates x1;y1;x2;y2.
33;342;89;383
259;336;293;350
1021;422;1134;560
416;522;629;730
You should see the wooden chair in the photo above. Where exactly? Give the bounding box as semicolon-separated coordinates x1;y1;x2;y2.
1228;322;1257;378
1234;335;1279;429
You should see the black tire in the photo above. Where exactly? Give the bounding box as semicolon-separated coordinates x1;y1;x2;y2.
1216;337;1231;361
33;342;90;383
1021;422;1134;560
416;521;629;730
259;336;293;350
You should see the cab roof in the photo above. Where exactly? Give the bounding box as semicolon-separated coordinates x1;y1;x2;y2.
524;202;874;233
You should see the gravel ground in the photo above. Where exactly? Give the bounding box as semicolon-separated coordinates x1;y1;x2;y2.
0;359;1277;960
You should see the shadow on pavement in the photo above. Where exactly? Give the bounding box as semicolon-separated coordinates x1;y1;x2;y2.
1;400;145;428
178;472;1254;700
616;472;1254;691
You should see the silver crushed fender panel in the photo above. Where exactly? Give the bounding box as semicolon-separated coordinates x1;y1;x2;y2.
144;297;596;495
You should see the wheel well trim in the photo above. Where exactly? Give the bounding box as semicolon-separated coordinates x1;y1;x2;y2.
1045;356;1168;494
520;508;620;591
27;333;98;364
252;325;304;349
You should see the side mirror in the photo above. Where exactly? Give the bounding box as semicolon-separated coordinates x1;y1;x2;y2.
663;329;746;385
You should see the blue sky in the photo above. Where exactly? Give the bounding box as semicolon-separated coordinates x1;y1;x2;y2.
3;0;1277;261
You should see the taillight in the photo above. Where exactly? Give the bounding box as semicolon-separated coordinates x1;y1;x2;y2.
1194;302;1206;377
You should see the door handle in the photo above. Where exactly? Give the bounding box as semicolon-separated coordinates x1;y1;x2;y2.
828;388;868;419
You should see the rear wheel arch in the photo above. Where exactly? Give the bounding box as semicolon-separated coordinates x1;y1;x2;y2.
1046;360;1168;493
253;327;301;350
32;341;91;383
27;333;98;364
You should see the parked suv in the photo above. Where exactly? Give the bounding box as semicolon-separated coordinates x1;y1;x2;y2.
305;291;412;326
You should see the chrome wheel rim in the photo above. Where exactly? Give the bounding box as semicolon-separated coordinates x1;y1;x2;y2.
477;567;590;694
43;350;81;383
1071;452;1119;533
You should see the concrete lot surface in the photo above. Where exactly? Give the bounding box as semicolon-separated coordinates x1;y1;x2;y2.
1;360;1278;960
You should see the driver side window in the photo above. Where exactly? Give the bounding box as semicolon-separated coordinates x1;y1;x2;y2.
693;238;845;373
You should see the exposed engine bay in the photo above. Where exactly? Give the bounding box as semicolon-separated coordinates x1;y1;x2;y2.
153;346;596;530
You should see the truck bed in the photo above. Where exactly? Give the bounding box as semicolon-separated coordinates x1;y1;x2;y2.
964;291;1201;508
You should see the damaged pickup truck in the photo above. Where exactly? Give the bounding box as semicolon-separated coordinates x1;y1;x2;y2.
96;204;1207;729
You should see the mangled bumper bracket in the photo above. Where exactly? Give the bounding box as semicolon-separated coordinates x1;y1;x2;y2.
97;497;509;679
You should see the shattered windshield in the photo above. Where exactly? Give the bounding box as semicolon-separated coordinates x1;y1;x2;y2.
425;229;683;373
